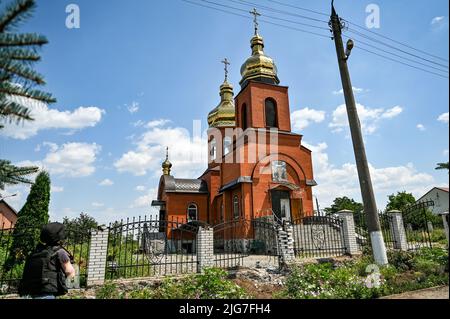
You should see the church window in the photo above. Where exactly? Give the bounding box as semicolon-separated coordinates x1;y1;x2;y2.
224;136;232;155
187;203;198;222
265;99;277;128
242;104;248;130
233;196;240;219
210;138;217;161
272;161;287;182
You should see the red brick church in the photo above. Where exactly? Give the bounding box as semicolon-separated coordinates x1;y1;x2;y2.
152;24;316;230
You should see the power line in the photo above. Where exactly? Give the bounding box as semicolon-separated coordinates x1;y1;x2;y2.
347;27;449;69
348;21;449;63
204;0;329;31
343;34;449;75
265;0;329;17
261;0;449;64
182;0;448;79
230;0;329;24
182;0;331;39
354;45;449;79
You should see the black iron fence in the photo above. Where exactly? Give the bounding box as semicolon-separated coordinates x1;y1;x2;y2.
0;223;90;295
292;215;347;258
355;211;396;251
212;217;281;269
106;216;200;280
402;200;441;250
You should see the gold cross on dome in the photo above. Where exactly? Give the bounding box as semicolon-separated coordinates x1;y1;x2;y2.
221;58;230;81
250;8;261;35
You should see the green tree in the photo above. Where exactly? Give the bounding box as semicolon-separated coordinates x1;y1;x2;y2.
0;159;38;190
63;213;98;244
324;196;364;215
0;0;56;126
0;0;55;190
435;162;449;173
324;196;365;225
385;191;416;212
4;171;50;270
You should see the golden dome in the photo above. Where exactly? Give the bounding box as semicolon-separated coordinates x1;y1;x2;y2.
207;80;236;128
240;34;280;88
162;147;172;176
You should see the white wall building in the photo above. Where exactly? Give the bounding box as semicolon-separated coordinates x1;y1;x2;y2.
416;187;449;215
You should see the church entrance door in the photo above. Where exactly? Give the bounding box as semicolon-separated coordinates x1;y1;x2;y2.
271;190;291;221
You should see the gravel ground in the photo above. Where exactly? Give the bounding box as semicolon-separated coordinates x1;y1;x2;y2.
380;286;449;299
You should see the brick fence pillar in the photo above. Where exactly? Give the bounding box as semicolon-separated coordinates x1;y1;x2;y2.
277;222;295;264
388;210;408;251
197;226;214;273
86;226;109;287
337;210;359;255
439;212;449;248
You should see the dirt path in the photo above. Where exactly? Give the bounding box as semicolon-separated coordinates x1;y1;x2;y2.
380;286;449;299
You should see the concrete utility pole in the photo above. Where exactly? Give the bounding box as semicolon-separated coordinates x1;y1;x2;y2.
329;2;388;265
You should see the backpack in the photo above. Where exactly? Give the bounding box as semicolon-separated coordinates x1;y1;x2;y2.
19;245;68;297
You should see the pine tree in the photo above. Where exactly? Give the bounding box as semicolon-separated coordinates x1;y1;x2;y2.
0;0;56;126
0;159;38;190
0;0;54;189
3;171;51;270
435;162;449;172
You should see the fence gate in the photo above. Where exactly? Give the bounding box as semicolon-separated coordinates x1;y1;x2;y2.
106;216;199;280
0;225;90;295
402;200;435;250
292;215;347;258
212;217;280;269
355;211;396;251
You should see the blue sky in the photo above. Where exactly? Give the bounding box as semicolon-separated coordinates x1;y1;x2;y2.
1;0;448;224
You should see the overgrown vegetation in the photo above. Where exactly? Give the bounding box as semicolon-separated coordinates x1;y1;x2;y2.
278;247;449;299
95;268;248;299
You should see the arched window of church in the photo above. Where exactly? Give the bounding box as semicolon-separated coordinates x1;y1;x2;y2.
242;104;248;130
265;98;277;128
233;196;240;219
210;138;217;161
223;136;232;155
187;203;198;222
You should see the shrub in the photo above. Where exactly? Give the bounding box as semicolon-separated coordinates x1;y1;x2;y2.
430;229;447;244
96;268;247;299
95;282;124;299
279;262;382;299
387;250;416;271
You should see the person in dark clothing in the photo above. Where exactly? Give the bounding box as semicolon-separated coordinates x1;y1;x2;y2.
19;222;76;299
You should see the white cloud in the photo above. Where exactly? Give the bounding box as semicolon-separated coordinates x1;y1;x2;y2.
92;202;105;208
1;99;104;139
416;124;426;131
444;149;449;157
19;142;101;178
304;141;438;209
431;16;445;25
99;179;114;186
291;108;326;131
329;104;403;134
131;188;158;208
381;106;403;119
126;101;140;114
431;16;449;31
146;119;171;128
333;87;367;95
51;186;64;193
136;185;146;192
115;119;207;177
438;112;449;124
